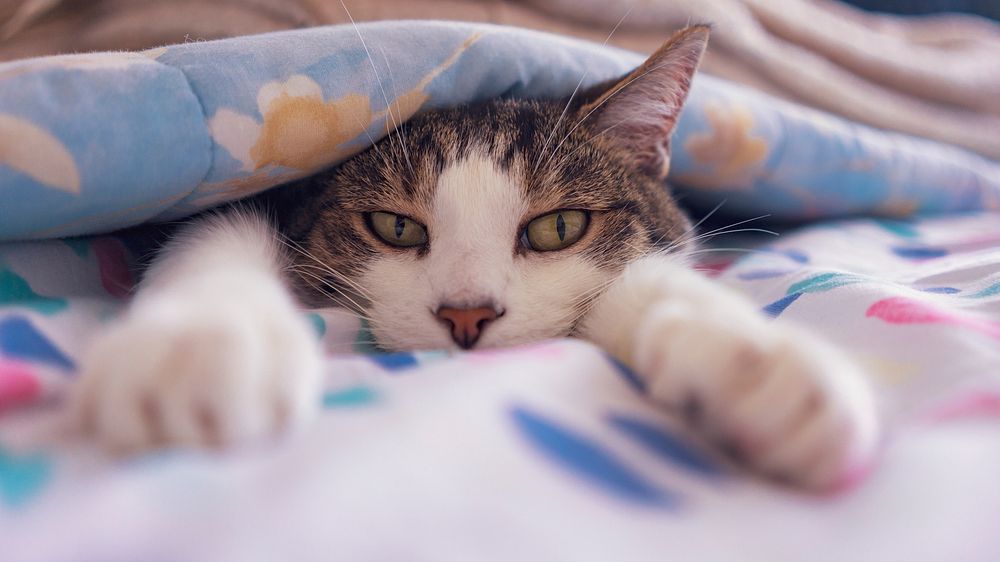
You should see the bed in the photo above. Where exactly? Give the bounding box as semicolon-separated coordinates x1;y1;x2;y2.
1;21;999;561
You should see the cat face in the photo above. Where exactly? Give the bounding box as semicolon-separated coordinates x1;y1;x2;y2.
272;26;709;351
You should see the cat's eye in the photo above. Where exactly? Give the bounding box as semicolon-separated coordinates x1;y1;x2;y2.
368;212;428;248
523;210;588;252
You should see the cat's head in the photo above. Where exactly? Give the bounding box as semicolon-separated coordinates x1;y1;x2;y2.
279;26;708;351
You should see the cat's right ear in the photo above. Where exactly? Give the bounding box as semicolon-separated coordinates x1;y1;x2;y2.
576;26;709;180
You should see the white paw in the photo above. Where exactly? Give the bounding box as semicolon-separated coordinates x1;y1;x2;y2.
633;302;879;490
75;279;322;454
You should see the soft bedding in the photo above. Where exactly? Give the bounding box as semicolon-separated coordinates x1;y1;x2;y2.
1;21;1000;561
2;21;998;241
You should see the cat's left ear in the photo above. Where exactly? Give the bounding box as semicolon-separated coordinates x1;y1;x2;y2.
577;25;709;179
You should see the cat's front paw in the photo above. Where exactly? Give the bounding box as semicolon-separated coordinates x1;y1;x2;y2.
633;302;879;490
75;282;322;454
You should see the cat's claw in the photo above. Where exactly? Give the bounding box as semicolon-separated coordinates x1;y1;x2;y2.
74;280;322;454
633;301;880;490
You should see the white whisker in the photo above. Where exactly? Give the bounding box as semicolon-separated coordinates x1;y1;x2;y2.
535;5;635;175
378;44;414;175
339;0;410;175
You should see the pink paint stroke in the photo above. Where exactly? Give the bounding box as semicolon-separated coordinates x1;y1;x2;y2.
866;297;1000;342
924;392;1000;423
92;237;135;299
463;340;567;366
695;260;732;278
0;359;42;412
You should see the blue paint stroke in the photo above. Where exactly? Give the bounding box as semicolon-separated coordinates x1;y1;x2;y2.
510;406;678;508
738;269;792;281
892;246;948;260
605;354;646;393
607;414;723;478
923;287;960;295
763;292;802;317
777;249;809;264
369;352;419;372
0;316;75;371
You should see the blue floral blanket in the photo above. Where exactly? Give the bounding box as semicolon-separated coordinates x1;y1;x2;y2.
1;21;998;240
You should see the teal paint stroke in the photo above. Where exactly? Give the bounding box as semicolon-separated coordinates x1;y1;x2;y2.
0;447;52;508
968;280;1000;299
0;269;69;315
786;272;865;296
323;385;379;408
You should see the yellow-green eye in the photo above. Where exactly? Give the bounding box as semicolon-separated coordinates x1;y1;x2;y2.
369;212;428;247
524;210;588;251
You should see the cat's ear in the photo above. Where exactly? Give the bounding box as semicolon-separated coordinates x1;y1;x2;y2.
577;26;709;179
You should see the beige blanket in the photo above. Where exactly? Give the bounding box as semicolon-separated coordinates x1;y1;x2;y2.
3;0;998;158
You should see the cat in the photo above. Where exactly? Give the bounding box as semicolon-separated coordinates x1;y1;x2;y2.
75;26;878;490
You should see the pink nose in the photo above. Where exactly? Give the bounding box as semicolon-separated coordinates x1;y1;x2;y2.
435;306;499;349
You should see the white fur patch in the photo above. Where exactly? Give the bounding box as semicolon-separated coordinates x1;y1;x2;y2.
76;212;321;453
362;151;610;350
428;152;527;306
580;254;880;489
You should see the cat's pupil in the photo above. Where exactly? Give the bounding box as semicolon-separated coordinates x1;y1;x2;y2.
394;215;405;238
556;213;566;241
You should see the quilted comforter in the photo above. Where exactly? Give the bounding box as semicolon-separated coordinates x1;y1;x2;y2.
1;21;999;561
